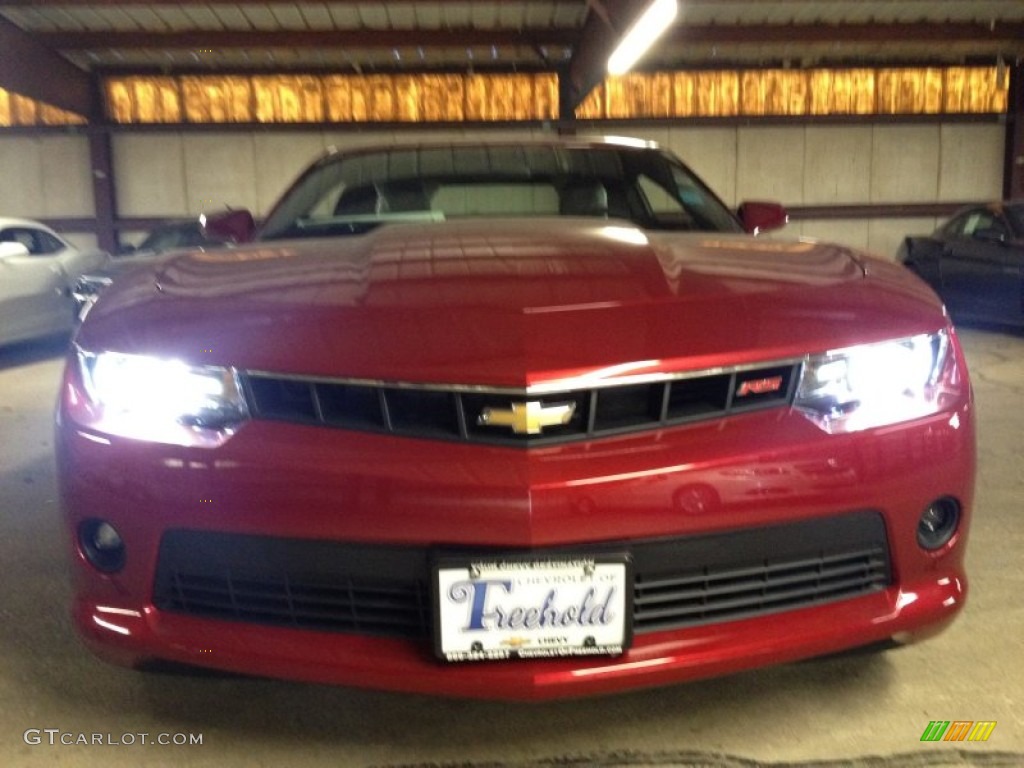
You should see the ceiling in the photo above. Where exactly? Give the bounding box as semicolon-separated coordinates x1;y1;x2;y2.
2;0;1024;117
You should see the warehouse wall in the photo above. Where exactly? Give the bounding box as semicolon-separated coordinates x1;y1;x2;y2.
111;128;556;221
624;122;1005;256
0;133;96;249
0;121;1006;258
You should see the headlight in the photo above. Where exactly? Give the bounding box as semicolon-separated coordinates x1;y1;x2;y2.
795;331;950;434
74;348;247;446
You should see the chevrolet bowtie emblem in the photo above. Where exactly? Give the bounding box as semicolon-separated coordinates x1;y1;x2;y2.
478;400;576;435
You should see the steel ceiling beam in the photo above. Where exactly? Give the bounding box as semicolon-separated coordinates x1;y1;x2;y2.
0;17;95;117
35;28;579;50
667;21;1024;45
0;0;517;4
35;21;1023;55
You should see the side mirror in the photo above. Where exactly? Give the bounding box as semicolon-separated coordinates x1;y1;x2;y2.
0;241;30;259
737;201;788;235
201;208;256;244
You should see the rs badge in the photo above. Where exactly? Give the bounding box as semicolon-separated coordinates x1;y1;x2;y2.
736;375;783;397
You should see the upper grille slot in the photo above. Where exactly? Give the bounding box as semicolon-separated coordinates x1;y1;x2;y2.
242;361;800;446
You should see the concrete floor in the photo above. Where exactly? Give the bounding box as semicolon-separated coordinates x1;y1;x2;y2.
0;329;1021;768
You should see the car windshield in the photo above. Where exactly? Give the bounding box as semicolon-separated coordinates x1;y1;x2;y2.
259;143;743;240
136;223;210;253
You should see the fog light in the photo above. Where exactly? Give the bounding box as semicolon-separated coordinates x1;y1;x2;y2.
79;519;126;573
917;498;960;550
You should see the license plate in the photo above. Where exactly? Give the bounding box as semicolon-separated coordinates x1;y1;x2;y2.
434;556;632;662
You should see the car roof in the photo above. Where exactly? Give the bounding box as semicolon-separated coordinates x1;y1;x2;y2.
946;201;1023;218
994;200;1024;215
313;134;663;168
324;135;659;155
0;217;64;237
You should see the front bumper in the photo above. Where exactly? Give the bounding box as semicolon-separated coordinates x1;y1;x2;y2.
58;377;975;699
72;572;963;700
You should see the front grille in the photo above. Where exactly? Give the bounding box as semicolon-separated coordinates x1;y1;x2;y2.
241;361;800;447
152;512;890;640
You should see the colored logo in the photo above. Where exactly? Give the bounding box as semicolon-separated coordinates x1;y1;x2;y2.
478;400;576;435
920;721;996;742
736;375;783;397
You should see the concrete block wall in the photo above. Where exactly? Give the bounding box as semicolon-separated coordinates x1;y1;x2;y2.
0;121;1006;259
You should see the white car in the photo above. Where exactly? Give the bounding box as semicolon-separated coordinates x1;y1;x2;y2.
0;218;107;346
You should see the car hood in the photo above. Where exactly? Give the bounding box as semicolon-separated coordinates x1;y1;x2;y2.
83;248;202;279
78;218;945;386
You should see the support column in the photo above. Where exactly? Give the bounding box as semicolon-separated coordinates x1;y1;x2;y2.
1005;62;1024;200
557;67;578;132
88;127;118;254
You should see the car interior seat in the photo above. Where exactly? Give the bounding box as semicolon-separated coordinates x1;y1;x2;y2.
378;182;431;213
333;185;382;216
559;180;609;217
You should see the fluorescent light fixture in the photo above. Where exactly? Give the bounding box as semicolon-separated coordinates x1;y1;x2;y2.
607;0;678;76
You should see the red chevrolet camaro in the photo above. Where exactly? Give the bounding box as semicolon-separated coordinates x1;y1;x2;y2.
57;137;975;700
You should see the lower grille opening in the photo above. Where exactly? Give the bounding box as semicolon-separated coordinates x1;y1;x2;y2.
162;571;428;635
152;512;890;641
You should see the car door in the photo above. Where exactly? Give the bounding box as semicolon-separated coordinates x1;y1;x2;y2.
0;226;74;343
939;209;1022;323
